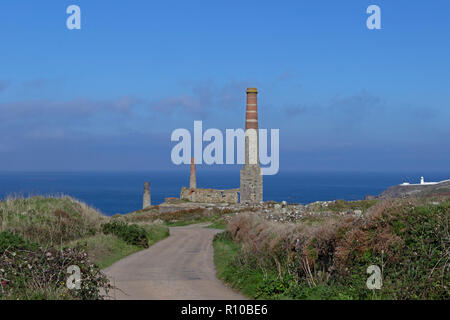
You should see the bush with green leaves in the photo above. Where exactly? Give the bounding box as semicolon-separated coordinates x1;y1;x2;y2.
0;231;38;253
101;221;149;248
0;235;111;300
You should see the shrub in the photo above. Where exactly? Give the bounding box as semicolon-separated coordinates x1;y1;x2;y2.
0;245;111;300
255;273;294;299
101;221;149;248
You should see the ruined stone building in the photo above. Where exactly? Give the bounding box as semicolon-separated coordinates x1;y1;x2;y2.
143;88;264;208
180;157;239;203
180;88;263;204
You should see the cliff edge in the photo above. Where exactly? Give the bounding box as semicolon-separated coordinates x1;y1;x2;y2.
379;180;450;198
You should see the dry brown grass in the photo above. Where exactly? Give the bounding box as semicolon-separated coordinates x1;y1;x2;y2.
219;196;449;299
227;200;407;286
0;195;107;246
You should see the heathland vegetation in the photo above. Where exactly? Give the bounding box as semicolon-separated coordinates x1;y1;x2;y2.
214;197;449;300
2;193;448;300
0;196;169;300
117;205;235;228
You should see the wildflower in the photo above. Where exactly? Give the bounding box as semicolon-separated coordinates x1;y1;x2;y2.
1;280;8;286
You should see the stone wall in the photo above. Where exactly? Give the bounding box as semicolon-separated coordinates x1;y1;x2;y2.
180;187;239;203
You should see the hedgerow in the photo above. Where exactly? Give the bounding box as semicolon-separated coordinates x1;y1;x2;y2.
219;198;450;299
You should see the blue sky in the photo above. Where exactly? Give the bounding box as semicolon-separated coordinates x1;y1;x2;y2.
0;0;449;172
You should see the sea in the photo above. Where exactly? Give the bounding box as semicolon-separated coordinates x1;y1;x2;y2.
0;171;448;216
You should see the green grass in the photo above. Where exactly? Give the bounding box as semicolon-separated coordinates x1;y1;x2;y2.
0;195;105;246
121;206;219;227
1;195;169;265
206;217;228;229
166;216;214;227
0;196;172;300
213;232;320;300
69;223;169;269
213;232;368;300
141;223;170;246
166;214;230;228
69;234;143;269
120;205;240;229
213;232;265;298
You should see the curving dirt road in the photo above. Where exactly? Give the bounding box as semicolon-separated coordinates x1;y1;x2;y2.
103;224;245;300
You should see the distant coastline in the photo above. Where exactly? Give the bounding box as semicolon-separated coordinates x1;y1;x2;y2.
1;171;449;215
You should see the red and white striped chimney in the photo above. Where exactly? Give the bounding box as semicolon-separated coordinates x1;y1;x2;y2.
245;88;258;130
240;88;263;204
245;88;259;165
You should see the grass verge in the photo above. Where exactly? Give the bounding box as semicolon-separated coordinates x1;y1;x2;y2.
213;232;362;299
120;206;235;228
213;232;263;298
69;223;169;269
214;197;450;300
0;195;169;299
206;217;228;230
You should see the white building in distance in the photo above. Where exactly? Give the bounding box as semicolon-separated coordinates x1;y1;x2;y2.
400;176;450;186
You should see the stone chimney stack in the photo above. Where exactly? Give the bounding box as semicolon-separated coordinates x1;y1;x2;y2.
143;182;151;209
190;157;197;189
240;88;263;204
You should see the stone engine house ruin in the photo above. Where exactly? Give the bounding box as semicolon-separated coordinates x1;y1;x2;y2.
180;187;240;203
180;157;240;203
180;88;263;205
143;88;264;208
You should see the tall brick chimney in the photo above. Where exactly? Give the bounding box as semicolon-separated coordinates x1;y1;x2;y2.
142;181;151;209
190;157;197;189
240;88;263;204
245;88;258;130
